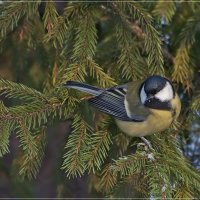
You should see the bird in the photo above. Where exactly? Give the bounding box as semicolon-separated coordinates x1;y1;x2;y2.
64;75;181;141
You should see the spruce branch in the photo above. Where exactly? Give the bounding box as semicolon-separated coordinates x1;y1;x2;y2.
66;4;116;87
115;18;145;80
161;158;200;195
63;2;86;19
129;2;164;75
172;10;200;90
63;3;116;87
88;58;116;88
98;153;147;194
152;1;176;23
87;129;112;173
191;95;200;111
0;78;74;130
112;154;147;177
0;99;63;130
172;45;193;91
16;120;38;157
0;1;39;42
62;114;93;178
111;173;148;198
17;17;45;48
43;1;58;33
10;101;60;129
178;10;200;47
98;164;117;194
114;133;130;156
62;63;87;83
0;78;48;102
0;120;13;157
71;4;97;62
43;2;68;49
174;185;194;199
16;119;39;179
99;153;147;194
146;153;172;199
114;2;164;75
149;134;200;196
17;127;46;179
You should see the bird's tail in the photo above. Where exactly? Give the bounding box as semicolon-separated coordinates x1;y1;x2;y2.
64;81;102;96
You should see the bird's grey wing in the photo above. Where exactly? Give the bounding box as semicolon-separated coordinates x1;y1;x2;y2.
88;85;147;122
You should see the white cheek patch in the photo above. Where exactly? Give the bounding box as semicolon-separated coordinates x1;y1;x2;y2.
155;81;173;102
140;85;147;104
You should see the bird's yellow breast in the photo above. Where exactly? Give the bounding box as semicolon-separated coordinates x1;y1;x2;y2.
115;92;181;137
115;109;173;137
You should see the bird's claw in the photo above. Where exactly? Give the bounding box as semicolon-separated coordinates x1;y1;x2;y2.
139;137;154;151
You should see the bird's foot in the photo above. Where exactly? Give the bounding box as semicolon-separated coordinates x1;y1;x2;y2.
137;142;148;151
140;137;154;151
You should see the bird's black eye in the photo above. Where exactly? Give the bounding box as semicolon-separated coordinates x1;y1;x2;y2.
149;89;157;95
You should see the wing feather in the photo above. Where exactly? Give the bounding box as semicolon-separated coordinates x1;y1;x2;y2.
88;86;145;122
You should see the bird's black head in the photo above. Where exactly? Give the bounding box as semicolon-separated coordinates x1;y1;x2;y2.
144;75;167;95
139;75;175;110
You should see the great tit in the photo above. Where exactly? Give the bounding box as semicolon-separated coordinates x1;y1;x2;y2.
64;75;181;137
